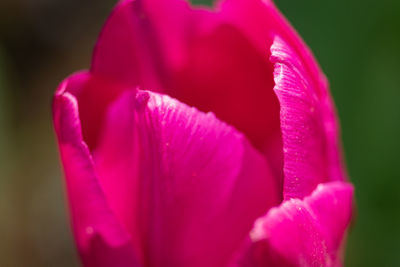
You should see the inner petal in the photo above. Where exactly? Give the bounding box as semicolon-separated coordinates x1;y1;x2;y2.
93;88;279;266
162;23;283;193
166;23;279;152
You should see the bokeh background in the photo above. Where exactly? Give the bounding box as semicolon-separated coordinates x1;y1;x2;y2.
0;0;399;266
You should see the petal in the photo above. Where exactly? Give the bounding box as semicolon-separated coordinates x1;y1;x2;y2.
53;77;139;267
91;0;163;91
165;21;280;156
236;181;354;267
93;89;279;266
58;71;127;150
270;36;347;200
138;0;204;70
217;0;277;53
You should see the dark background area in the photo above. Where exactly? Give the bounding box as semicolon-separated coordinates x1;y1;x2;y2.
0;0;399;266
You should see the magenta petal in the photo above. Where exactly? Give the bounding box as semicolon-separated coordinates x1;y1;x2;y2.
91;0;162;91
93;89;279;266
237;181;354;267
52;77;139;267
270;36;347;199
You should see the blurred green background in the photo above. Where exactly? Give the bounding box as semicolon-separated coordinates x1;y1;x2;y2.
0;0;399;266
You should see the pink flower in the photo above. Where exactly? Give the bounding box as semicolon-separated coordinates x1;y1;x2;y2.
52;0;354;266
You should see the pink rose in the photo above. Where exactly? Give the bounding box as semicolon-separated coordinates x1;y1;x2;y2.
52;0;354;266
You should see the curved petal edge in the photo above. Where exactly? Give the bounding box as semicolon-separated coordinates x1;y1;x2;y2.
52;75;139;267
234;181;354;267
270;35;347;200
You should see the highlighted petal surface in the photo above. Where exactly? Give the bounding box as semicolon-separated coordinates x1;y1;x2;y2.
270;36;347;199
237;181;353;267
93;88;279;266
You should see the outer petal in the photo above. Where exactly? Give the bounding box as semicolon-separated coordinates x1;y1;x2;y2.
270;35;347;199
235;181;354;267
52;75;139;267
93;89;279;266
